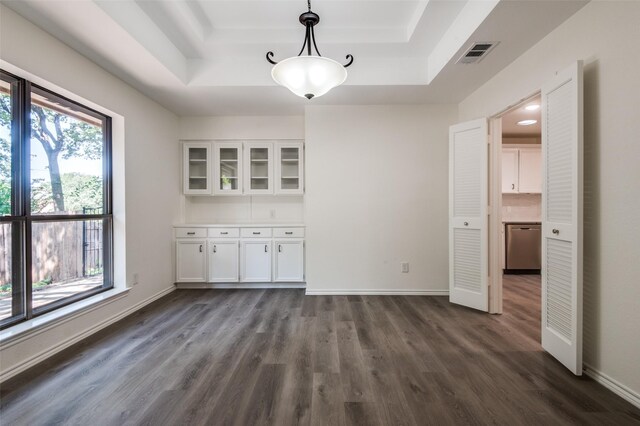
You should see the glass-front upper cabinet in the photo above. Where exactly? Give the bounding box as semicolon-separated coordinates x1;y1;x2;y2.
213;142;243;195
183;142;211;195
244;142;273;195
275;141;304;195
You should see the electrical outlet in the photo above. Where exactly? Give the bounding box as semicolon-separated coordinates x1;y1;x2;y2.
132;273;139;286
401;262;409;273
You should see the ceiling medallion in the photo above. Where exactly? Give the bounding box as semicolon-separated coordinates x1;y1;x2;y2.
266;0;354;99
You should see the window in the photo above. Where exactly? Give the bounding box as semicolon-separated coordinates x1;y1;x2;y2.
0;69;113;329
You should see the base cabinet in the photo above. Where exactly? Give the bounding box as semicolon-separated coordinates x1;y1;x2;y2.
241;240;272;282
176;239;207;282
208;240;239;282
175;226;304;284
274;240;304;282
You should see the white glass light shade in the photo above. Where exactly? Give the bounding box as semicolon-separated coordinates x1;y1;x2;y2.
271;56;347;99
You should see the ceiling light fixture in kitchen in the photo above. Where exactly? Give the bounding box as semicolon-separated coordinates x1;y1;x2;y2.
517;119;538;126
266;0;354;100
525;104;540;111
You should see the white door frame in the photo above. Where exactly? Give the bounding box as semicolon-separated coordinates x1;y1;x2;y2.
487;92;541;314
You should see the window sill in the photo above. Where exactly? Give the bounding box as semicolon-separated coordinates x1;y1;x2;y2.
0;287;130;348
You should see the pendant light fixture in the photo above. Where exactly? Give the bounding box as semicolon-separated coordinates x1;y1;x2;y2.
266;0;354;100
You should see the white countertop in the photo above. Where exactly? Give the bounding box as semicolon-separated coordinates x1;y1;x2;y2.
174;223;305;228
502;220;541;224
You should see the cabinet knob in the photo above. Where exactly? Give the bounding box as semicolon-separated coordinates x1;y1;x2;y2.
253;232;261;235
285;231;293;235
512;183;515;190
264;245;268;252
213;245;217;253
464;222;469;226
199;244;203;253
552;229;560;235
278;244;282;252
187;232;195;235
220;232;228;235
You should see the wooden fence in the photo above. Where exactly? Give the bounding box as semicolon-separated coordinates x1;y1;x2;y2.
0;221;87;285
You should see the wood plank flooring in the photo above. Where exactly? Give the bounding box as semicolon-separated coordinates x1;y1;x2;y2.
1;276;639;425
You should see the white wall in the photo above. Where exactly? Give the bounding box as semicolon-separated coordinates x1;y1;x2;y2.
178;116;305;224
0;6;180;379
459;1;640;401
304;105;457;294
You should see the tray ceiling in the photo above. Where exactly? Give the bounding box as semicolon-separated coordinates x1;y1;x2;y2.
3;0;588;114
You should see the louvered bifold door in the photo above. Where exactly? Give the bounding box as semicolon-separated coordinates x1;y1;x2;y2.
449;119;488;312
541;61;584;375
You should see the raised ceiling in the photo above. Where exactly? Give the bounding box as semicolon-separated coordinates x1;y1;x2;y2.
3;0;588;115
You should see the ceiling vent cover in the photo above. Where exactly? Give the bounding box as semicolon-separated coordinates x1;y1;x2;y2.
457;42;498;64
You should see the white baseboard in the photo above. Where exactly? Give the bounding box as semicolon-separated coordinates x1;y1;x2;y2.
584;364;640;409
305;289;449;296
176;282;306;289
0;285;176;384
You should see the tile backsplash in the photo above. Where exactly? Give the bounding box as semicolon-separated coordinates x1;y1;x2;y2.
502;193;541;221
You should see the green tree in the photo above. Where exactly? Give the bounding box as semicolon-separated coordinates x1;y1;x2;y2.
0;92;11;215
0;93;103;213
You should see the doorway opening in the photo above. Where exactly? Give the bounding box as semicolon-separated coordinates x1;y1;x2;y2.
489;93;543;343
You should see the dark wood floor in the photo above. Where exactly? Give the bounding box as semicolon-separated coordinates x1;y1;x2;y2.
1;276;639;425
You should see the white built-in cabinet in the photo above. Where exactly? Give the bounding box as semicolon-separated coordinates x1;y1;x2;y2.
175;226;304;284
208;240;240;282
275;142;304;195
501;146;541;194
176;239;207;283
182;140;303;196
213;142;243;195
244;142;274;195
183;143;211;195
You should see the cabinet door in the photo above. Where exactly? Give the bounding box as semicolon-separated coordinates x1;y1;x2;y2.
208;240;239;282
244;142;273;195
241;240;272;282
274;239;304;282
183;142;211;195
176;240;207;282
502;148;519;193
213;142;243;195
518;147;542;193
275;142;304;195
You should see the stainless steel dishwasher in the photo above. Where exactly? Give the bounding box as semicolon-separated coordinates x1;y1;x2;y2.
505;223;541;274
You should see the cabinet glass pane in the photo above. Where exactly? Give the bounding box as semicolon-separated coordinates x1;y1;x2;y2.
280;147;299;189
250;147;269;190
188;147;207;190
219;148;239;190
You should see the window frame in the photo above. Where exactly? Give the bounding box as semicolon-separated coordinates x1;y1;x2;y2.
0;69;114;330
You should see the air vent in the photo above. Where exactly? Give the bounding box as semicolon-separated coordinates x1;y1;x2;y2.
457;42;498;64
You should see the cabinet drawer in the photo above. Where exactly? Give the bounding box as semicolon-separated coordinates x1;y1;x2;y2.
175;228;207;238
273;227;305;238
241;228;272;238
208;228;240;238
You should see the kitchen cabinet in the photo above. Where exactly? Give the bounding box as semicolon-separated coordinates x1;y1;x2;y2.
213;142;243;195
175;226;304;284
241;240;272;282
275;142;304;195
183;142;211;195
501;146;541;194
182;140;304;196
176;239;207;283
274;239;304;282
502;148;519;193
518;148;542;193
244;142;274;195
208;240;239;282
